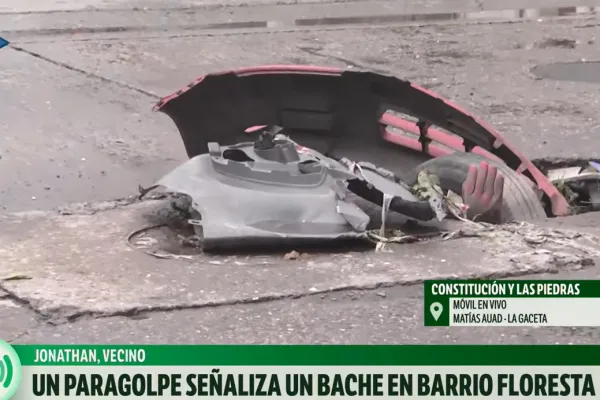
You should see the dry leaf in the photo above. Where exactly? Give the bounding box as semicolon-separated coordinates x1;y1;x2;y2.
2;273;33;282
413;170;446;220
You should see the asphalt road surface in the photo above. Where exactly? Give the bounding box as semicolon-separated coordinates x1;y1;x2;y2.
1;0;600;344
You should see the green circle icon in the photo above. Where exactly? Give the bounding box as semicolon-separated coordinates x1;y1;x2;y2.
0;341;21;400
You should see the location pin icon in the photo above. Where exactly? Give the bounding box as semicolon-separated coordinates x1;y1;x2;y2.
430;302;443;321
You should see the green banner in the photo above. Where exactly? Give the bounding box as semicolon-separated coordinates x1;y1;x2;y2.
11;345;600;366
423;280;600;327
425;280;594;298
3;343;600;398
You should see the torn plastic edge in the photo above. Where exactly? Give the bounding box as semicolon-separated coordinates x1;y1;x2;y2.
145;153;371;249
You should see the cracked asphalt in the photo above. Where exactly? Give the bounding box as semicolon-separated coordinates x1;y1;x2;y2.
2;0;600;343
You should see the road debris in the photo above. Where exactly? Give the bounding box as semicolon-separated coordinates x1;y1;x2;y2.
2;273;33;282
284;251;300;260
412;170;446;221
535;38;577;49
127;224;197;260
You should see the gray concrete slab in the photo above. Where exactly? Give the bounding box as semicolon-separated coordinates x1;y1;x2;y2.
3;2;600;35
13;270;600;344
0;47;185;213
4;0;600;13
12;19;600;163
0;199;598;328
0;297;40;343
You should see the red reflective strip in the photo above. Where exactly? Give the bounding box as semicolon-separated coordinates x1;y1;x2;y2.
381;128;453;158
380;113;503;163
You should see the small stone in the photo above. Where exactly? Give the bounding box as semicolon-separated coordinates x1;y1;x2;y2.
284;250;300;260
376;291;387;298
581;258;595;267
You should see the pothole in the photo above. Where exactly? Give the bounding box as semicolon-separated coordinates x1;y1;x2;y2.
531;61;600;83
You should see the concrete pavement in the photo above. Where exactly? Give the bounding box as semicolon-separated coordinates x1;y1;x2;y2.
1;198;600;344
14;270;600;345
3;4;600;212
1;0;600;344
3;0;600;13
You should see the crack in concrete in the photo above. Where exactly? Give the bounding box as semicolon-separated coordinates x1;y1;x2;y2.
15;26;396;43
0;0;410;15
1;211;596;331
0;284;52;321
297;46;392;74
2;21;270;37
8;45;159;99
12;15;591;45
41;260;594;325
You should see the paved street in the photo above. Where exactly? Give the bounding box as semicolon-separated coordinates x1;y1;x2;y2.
1;0;600;344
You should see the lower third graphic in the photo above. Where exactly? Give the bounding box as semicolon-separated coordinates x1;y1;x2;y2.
0;341;21;400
